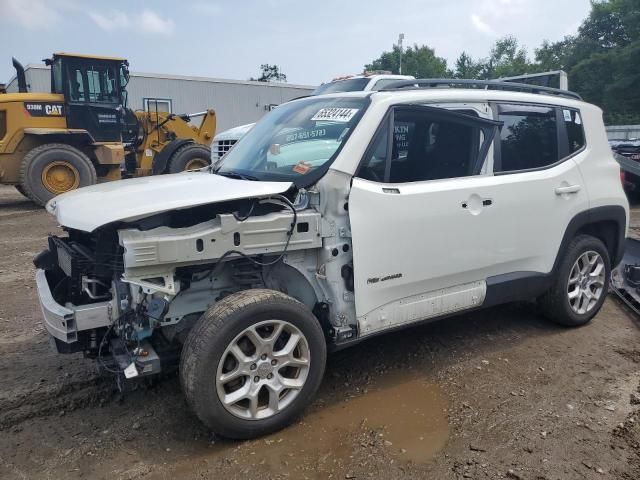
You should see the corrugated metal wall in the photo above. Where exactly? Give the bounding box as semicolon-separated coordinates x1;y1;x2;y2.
7;65;315;131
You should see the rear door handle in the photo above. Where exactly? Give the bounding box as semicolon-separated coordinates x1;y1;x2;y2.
555;185;581;195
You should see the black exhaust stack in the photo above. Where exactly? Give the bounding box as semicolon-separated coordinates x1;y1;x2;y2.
12;57;28;93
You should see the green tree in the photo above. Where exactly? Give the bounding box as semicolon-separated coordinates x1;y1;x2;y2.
544;0;640;123
570;52;615;107
364;44;450;78
480;36;532;78
604;40;640;116
251;64;287;83
454;52;483;79
578;0;637;49
534;38;575;71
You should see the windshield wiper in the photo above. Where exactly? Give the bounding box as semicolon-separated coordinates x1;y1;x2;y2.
216;170;260;181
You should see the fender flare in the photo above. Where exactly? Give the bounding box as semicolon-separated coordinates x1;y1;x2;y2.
552;205;627;272
151;139;193;175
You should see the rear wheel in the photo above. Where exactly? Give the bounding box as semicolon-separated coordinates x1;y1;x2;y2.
180;289;326;439
538;235;610;327
167;143;211;173
19;143;97;206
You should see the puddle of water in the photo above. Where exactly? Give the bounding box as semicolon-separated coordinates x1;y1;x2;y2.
250;374;449;471
148;374;449;479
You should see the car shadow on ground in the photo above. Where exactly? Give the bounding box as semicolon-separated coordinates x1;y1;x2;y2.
0;194;40;214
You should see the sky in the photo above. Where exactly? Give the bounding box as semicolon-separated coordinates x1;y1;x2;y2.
0;0;592;86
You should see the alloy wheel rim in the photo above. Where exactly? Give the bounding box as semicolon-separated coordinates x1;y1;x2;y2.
216;319;310;420
567;250;605;315
41;161;80;194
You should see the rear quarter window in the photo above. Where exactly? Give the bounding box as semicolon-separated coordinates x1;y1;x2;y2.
562;108;585;154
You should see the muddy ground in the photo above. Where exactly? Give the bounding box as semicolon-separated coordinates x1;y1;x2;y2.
1;183;640;479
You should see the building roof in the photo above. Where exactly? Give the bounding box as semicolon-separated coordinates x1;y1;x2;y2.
6;64;316;90
53;52;127;62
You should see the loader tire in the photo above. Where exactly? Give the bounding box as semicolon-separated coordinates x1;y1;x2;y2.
14;185;30;199
167;143;211;173
19;143;97;206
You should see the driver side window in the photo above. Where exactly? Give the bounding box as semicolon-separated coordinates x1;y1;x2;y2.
358;107;488;183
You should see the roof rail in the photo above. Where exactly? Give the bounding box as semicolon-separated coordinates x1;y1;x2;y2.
381;78;582;100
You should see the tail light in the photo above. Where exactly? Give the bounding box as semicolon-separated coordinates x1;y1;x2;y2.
620;169;626;186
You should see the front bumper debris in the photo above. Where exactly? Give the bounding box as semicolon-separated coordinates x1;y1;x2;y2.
35;268;113;345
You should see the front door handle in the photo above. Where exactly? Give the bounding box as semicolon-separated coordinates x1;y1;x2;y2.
555;185;581;195
461;195;492;211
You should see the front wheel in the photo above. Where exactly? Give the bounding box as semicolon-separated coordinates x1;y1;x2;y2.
167;143;211;173
180;289;327;439
19;143;97;206
539;234;610;327
14;184;30;199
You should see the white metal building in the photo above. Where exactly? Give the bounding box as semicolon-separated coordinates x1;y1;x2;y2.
606;125;640;141
6;64;315;131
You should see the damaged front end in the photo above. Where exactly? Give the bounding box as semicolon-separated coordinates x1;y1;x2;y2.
33;190;339;380
34;224;168;377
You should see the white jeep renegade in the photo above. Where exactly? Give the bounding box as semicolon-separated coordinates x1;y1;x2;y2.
35;79;628;439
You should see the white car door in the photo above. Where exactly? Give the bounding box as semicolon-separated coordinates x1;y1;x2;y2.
349;105;503;335
349;102;590;337
479;103;590;280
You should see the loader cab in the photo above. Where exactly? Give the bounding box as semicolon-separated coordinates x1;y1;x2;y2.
47;53;129;142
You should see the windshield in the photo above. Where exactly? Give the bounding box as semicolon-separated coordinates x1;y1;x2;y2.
311;78;370;95
217;96;369;187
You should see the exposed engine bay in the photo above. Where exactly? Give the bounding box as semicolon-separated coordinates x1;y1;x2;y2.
35;178;357;379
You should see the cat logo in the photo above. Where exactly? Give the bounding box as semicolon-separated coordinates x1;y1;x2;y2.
45;104;63;116
24;102;65;117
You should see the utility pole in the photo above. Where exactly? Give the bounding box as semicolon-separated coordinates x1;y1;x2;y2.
396;33;405;75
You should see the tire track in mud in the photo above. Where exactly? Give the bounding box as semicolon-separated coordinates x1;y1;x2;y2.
0;210;42;221
0;376;113;430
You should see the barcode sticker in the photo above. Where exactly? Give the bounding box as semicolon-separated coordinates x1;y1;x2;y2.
124;362;139;379
311;108;359;122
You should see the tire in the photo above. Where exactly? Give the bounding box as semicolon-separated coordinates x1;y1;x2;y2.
14;184;30;199
180;289;327;439
538;234;610;327
167;143;211;173
19;143;97;206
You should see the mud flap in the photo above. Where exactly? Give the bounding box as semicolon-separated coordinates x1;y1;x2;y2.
611;238;640;316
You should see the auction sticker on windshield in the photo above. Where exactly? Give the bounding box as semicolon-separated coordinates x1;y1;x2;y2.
311;108;359;122
293;161;312;174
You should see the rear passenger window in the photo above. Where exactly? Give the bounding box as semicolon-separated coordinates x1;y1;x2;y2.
563;109;585;154
496;105;558;172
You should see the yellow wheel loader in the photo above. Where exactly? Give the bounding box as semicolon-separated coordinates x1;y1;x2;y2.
0;53;216;205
